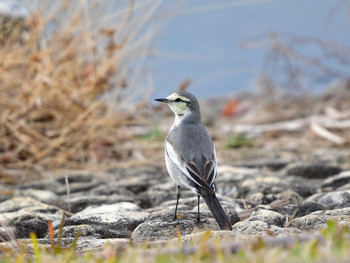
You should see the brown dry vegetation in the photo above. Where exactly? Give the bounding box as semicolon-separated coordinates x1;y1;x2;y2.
0;1;161;169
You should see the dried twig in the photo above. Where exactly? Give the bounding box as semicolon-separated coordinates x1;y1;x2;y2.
230;113;350;136
310;122;346;145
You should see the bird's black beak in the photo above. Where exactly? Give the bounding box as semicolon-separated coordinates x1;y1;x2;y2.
155;98;169;103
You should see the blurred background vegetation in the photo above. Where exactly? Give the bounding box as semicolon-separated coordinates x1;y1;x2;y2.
0;0;349;169
0;0;163;168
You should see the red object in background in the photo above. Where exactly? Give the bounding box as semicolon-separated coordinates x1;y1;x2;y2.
222;99;240;117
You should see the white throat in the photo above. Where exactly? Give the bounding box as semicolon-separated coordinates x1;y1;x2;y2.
172;108;191;126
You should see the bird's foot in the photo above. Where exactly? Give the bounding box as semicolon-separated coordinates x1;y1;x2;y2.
195;216;207;224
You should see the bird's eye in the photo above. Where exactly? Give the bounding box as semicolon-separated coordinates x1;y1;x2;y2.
174;98;182;102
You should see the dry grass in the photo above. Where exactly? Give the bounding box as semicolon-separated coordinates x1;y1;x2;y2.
0;1;162;169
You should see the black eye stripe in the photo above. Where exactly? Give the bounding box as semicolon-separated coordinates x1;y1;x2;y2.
173;98;191;104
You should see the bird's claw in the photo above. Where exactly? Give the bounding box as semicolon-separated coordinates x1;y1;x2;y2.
195;216;207;224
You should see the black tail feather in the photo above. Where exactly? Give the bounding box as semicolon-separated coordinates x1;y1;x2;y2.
201;193;232;230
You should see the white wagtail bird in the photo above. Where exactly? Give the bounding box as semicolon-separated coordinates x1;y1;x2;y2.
155;91;232;230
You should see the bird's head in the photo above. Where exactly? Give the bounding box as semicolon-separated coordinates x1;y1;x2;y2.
155;91;201;121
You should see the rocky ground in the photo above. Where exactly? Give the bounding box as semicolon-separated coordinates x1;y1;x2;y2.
1;84;350;252
1;158;350;251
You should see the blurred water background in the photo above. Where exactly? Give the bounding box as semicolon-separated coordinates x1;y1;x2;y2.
5;0;350;100
153;0;350;98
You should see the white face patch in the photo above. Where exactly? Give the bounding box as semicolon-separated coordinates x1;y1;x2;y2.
166;93;191;117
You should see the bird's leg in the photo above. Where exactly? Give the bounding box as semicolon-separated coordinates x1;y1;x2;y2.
195;195;207;223
196;194;201;222
172;185;181;221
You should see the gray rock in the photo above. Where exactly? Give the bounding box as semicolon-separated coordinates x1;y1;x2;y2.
273;201;325;218
318;191;350;209
307;190;350;209
234;160;289;170
232;220;269;235
321;170;350;191
249;190;303;205
140;190;183;209
193;218;224;232
138;182;186;209
0;197;42;213
79;202;142;213
289;207;350;231
132;219;195;243
287;164;341;179
0;226;16;241
231;220;300;236
59;203;149;238
294;201;325;217
247;192;266;205
14;189;61;206
4;161;350;251
216;165;259;184
266;190;303;204
148;203;194;218
18;175;103;196
0;197;64;217
65;194;135;213
154;193;239;226
0;197;66;238
158;195;198;211
115;175;163;195
289;214;327;231
287;176;320;197
18;178;61;193
90;183;136;197
131;201;240;243
240;175;318;200
335;184;350;191
108;166;164;180
268;225;301;235
231;199;255;212
305;192;325;203
193;203;240;226
248;209;285;227
144;185;240;226
55;173;95;184
51;224;131;239
55;181;105;196
312;207;350;217
179;230;235;244
10;214;51;238
109;167;167;195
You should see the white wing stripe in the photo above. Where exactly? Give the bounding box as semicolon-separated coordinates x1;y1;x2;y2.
212;146;218;183
165;142;180;167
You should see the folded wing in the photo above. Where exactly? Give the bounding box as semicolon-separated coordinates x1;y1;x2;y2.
166;141;217;194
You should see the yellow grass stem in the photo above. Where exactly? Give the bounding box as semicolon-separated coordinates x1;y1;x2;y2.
30;232;42;263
